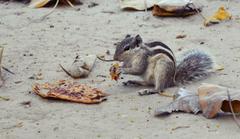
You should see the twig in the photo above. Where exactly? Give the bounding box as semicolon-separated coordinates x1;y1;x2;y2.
227;89;240;128
2;66;15;75
59;64;73;77
158;92;173;98
171;125;190;131
97;56;115;62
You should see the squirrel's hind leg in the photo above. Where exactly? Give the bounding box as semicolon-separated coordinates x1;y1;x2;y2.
154;57;175;92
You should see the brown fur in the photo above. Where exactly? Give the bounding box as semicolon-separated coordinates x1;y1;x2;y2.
120;46;175;95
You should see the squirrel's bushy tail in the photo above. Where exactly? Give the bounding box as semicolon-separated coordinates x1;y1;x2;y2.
175;50;214;84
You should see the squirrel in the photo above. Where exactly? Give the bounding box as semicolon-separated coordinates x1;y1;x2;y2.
113;34;215;96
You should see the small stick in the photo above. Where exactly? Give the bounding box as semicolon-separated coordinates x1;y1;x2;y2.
227;89;240;128
59;64;73;77
158;91;174;98
159;93;173;98
97;56;115;62
2;66;15;75
171;125;190;131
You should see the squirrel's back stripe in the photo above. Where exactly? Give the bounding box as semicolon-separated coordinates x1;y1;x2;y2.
144;42;176;63
151;49;175;64
145;41;174;54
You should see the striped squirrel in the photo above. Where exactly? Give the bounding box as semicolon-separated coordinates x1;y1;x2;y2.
113;34;214;96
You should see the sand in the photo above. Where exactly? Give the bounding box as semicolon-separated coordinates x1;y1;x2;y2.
0;0;240;138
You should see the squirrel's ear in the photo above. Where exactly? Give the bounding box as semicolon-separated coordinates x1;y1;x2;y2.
125;34;131;38
135;35;142;44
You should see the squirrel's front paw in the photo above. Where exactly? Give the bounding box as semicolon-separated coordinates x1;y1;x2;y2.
138;89;158;96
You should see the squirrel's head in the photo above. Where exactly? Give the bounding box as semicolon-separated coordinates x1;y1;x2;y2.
113;34;143;61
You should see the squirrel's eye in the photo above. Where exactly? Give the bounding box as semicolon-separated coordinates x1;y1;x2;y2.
124;45;130;51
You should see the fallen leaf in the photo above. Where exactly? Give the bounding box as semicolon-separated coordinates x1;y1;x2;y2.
32;80;108;104
204;6;232;27
60;55;96;79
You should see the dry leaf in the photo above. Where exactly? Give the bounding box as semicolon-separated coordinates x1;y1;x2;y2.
198;84;240;118
60;55;96;79
155;83;240;119
152;4;200;17
32;80;108;104
155;88;200;116
120;0;193;11
204;6;232;27
109;63;121;81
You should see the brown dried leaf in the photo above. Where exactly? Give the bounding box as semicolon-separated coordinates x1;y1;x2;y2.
198;84;240;118
152;5;200;17
32;80;108;104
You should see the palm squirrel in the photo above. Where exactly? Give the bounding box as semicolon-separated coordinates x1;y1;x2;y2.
113;34;214;96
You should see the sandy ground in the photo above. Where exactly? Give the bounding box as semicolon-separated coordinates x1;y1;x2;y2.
1;0;240;138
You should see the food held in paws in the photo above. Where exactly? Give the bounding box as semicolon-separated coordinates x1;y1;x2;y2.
109;63;121;81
